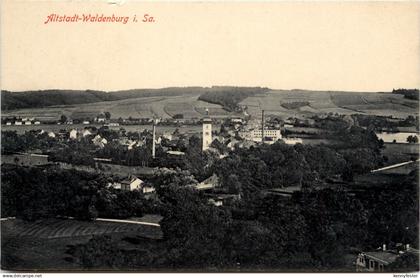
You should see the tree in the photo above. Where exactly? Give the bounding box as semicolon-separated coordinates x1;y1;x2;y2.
104;111;111;120
389;252;419;272
1;166;107;221
159;186;232;268
60;114;67;123
406;135;418;144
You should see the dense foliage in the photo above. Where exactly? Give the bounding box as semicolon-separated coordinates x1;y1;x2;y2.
212;129;384;198
66;170;418;270
392;88;419;101
198;87;269;111
1;165;154;220
1;130;58;154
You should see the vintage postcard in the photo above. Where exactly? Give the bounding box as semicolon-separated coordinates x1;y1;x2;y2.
1;0;419;274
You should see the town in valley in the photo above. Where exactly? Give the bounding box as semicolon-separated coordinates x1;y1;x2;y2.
1;87;419;272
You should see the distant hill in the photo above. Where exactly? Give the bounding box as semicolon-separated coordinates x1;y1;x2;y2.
1;87;205;111
1;90;111;110
1;87;269;111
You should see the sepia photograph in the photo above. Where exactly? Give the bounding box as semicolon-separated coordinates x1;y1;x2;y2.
1;0;419;274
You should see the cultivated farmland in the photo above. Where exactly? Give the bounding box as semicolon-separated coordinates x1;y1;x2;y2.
1;217;163;271
2;94;236;120
239;90;418;119
2;89;418;121
2;218;162;239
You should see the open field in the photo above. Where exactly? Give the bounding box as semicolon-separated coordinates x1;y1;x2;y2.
2;94;236;121
354;160;418;188
3;90;417;122
240;90;418;119
382;143;419;165
2;218;162;239
376;132;419;144
1;153;50;166
1;217;163;271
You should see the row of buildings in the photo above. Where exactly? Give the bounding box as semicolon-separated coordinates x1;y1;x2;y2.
201;114;303;151
5;118;41;126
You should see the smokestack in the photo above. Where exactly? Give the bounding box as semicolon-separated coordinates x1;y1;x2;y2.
261;110;265;144
152;119;156;159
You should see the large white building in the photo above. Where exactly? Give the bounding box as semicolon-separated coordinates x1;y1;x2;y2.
240;129;282;143
202;117;212;151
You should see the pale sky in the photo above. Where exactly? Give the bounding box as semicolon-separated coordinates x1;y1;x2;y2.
1;1;419;92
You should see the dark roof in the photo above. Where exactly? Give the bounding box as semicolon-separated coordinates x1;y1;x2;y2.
364;252;399;265
121;175;141;185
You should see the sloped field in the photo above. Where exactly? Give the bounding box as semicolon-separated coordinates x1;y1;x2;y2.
2;218;162;239
239;90;418;119
2;94;237;120
3;90;417;121
1;217;164;271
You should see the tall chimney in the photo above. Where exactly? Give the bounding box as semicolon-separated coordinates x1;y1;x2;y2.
152;119;156;159
261;110;265;144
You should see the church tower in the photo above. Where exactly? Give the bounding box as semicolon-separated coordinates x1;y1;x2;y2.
202;109;212;151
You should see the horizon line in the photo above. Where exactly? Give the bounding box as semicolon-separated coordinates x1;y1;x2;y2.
2;86;417;94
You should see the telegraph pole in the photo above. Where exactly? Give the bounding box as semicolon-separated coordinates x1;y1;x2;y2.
152;118;156;159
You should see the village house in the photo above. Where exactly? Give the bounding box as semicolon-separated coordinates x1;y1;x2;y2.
356;244;419;272
104;122;120;127
110;175;156;193
226;138;240;150
82;129;93;137
162;132;173;141
207;194;241;207
92;135;108;148
127;141;137;150
195;174;220;191
121;175;144;191
231;118;244;124
356;251;397;272
47;131;56;138
141;184;156;194
69;129;78;139
95;114;106;123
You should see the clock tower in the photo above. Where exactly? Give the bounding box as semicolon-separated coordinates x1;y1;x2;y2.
202;110;212;151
